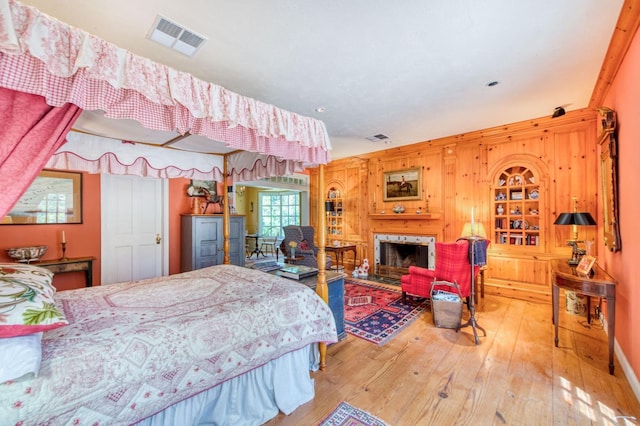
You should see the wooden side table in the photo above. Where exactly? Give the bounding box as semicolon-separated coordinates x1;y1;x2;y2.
475;266;487;305
285;256;304;265
326;244;357;270
552;260;617;374
32;256;96;287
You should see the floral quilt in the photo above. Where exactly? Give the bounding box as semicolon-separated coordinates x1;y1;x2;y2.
0;264;337;425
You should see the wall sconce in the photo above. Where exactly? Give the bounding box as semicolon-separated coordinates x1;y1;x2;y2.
554;197;596;265
237;185;246;196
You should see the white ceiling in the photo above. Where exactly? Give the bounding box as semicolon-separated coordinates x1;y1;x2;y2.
20;0;623;160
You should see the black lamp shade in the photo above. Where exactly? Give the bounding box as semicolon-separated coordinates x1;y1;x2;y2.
553;212;597;226
325;201;336;212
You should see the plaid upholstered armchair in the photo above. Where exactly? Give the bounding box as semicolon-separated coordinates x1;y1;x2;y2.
280;225;332;269
400;240;481;304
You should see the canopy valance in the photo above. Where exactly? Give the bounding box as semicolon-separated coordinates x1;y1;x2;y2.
46;132;305;182
0;0;331;167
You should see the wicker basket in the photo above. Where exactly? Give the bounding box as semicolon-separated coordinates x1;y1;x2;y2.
430;280;463;329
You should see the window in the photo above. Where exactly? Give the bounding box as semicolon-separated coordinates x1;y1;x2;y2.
259;191;300;237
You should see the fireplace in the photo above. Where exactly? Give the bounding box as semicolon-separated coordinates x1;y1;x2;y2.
374;234;436;279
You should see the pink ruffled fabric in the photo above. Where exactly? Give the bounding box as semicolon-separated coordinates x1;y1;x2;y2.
0;0;331;166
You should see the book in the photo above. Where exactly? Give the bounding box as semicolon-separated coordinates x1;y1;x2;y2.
576;255;596;276
276;265;319;280
252;260;282;272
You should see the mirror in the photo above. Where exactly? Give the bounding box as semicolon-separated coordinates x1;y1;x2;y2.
2;170;82;224
598;108;621;252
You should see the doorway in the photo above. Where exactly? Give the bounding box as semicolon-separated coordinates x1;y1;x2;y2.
101;174;168;284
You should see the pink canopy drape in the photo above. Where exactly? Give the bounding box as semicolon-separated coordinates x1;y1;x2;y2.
0;87;81;217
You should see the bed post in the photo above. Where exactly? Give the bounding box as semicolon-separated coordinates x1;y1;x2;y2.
317;164;329;369
222;154;231;264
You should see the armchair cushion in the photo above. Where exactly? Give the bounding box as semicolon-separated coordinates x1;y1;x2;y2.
401;240;477;303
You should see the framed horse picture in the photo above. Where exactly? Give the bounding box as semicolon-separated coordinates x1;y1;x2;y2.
383;168;422;201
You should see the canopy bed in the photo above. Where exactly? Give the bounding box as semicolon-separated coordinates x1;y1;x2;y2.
0;0;335;423
0;263;338;424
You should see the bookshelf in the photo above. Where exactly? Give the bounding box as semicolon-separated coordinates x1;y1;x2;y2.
492;166;541;248
325;187;343;238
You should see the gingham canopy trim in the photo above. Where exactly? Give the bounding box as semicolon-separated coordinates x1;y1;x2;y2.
0;0;332;166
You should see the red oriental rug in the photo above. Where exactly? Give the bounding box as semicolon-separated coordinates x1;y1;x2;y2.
344;279;430;345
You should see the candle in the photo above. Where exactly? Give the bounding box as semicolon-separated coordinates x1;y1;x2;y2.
470;207;475;235
62;230;66;243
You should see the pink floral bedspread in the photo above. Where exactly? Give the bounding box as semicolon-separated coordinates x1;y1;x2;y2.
0;265;337;425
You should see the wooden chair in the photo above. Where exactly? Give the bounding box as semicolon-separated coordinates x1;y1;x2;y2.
260;236;278;257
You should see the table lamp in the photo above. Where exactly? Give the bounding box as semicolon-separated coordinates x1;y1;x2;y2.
460;222;487;239
553;197;596;265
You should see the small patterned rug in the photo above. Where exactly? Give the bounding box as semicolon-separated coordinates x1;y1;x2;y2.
319;402;389;426
344;279;430;345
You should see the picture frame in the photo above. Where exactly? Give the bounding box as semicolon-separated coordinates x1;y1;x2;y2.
598;108;621;252
576;255;596;275
2;170;82;224
187;180;217;197
383;168;422;201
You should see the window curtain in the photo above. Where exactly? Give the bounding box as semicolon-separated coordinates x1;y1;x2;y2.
0;87;82;218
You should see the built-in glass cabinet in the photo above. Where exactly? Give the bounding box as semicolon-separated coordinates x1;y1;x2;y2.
492;166;541;247
325;186;343;238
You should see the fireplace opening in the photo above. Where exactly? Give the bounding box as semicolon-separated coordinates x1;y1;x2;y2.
374;234;436;279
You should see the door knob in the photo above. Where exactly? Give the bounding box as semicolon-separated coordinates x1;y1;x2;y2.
156;234;162;244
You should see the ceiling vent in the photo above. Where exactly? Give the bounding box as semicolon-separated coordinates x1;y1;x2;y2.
366;133;391;143
147;15;207;57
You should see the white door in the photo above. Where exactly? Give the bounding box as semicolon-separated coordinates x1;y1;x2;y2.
101;174;168;284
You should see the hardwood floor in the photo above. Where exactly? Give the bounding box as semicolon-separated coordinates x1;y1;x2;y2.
265;294;640;425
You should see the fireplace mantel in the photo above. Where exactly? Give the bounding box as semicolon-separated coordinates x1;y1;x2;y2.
369;213;441;220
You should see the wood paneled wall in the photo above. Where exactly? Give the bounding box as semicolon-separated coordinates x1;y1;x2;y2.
310;108;599;303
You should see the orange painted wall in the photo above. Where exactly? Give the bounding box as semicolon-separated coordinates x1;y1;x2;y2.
601;27;640;381
0;173;101;291
169;177;192;275
0;174;193;289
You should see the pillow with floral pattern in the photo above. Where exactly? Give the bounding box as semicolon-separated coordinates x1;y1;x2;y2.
0;264;68;338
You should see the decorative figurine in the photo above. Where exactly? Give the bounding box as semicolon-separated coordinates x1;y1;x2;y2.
392;203;405;214
357;259;370;278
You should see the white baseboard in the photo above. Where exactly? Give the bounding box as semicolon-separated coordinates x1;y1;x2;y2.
601;312;640;404
615;340;640;404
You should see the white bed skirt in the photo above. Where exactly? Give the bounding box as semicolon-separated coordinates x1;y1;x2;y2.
138;344;320;426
